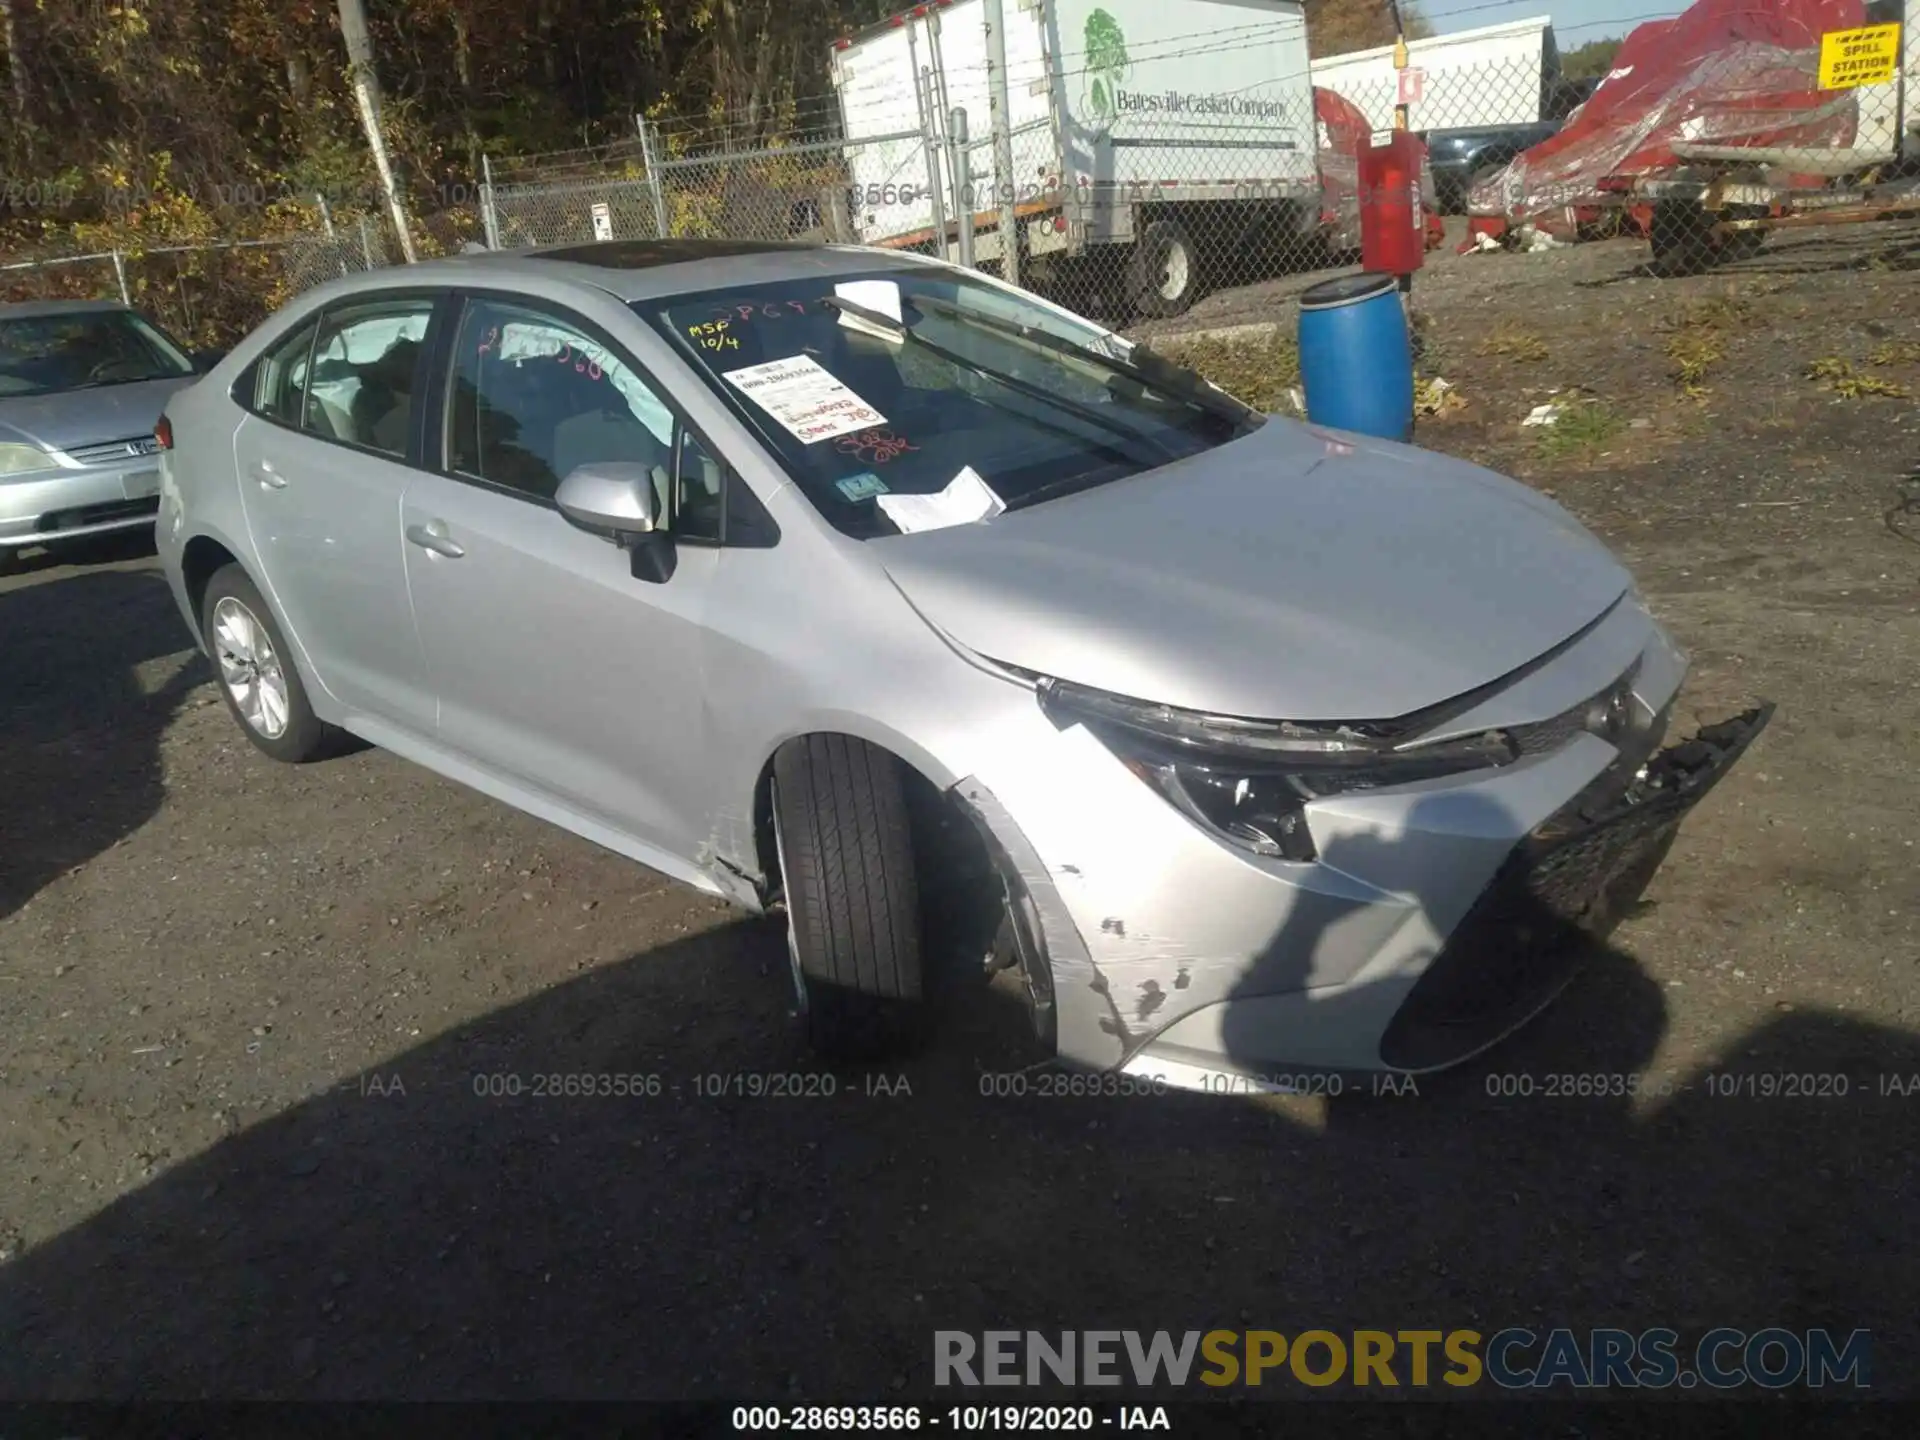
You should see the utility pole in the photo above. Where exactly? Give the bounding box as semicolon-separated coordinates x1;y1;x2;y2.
1386;0;1414;309
337;0;418;263
951;107;975;269
981;0;1021;288
1387;0;1410;133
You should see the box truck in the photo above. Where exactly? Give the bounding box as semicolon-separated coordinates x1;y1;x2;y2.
1309;17;1563;135
831;0;1326;315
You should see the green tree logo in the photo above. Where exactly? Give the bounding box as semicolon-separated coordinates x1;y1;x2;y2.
1082;8;1130;133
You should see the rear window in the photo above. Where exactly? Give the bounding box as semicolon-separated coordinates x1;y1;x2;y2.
638;268;1259;538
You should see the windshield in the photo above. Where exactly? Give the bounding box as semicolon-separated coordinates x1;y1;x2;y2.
0;309;194;397
641;268;1260;538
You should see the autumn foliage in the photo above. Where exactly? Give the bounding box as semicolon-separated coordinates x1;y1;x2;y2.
0;0;1418;338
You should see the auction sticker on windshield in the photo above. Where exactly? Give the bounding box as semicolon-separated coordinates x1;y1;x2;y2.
723;354;886;443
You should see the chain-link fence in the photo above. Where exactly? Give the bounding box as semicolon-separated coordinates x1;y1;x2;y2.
476;3;1917;318
8;5;1910;344
0;221;393;348
484;139;663;248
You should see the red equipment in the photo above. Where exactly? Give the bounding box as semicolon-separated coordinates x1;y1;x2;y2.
1358;131;1428;275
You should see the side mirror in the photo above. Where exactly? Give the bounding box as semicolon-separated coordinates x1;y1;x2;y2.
555;461;676;583
192;349;225;374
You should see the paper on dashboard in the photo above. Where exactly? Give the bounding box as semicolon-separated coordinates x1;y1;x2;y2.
875;466;1006;534
723;353;886;444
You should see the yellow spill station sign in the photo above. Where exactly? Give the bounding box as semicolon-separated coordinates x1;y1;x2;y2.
1818;23;1900;90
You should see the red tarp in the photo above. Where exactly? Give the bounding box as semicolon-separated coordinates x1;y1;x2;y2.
1468;0;1871;224
1316;86;1370;250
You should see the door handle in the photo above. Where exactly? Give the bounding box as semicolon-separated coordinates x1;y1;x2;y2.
406;520;466;559
250;461;288;490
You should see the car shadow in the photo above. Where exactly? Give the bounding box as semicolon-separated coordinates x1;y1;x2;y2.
0;766;1912;1401
0;562;205;925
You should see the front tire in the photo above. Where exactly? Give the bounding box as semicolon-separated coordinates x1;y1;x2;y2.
771;735;926;1062
201;564;336;763
1128;218;1200;318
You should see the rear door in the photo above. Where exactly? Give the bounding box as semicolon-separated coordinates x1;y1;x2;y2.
231;293;440;735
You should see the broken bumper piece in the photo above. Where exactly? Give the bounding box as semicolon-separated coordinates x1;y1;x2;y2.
1375;702;1773;1071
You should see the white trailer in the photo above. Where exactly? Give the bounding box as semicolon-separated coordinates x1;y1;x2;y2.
1309;17;1559;135
832;0;1323;315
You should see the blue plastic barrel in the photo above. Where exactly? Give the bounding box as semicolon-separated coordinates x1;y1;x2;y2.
1296;271;1413;442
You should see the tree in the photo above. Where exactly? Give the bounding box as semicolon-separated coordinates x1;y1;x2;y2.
1561;37;1624;81
1;0;29;149
1306;0;1432;61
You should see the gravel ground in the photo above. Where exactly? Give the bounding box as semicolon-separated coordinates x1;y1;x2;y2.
1;221;1917;1405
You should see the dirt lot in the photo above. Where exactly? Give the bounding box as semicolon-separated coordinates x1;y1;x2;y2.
2;221;1918;1406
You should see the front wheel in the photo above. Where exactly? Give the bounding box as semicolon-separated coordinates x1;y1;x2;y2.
201;564;337;763
1128;219;1200;318
771;735;927;1062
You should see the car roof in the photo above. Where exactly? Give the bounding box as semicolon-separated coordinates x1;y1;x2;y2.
0;298;138;320
304;238;939;308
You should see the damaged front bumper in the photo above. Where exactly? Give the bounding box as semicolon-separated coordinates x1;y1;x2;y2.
1374;701;1773;1073
959;700;1773;1093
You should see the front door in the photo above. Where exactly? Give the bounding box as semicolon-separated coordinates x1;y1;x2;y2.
400;295;721;860
233;295;438;734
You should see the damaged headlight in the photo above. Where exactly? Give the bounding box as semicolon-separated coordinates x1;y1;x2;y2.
1036;678;1518;863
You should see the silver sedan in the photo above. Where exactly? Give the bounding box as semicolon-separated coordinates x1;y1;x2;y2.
154;239;1770;1087
0;300;206;566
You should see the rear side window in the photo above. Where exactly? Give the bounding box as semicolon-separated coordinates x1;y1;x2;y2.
301;299;435;457
254;319;318;425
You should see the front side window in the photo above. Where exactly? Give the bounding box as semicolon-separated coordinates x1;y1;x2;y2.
446;299;676;509
0;308;194;397
642;268;1260;539
302;299;435;456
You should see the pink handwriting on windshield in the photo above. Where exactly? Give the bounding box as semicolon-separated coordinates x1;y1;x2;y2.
722;300;812;323
834;428;917;464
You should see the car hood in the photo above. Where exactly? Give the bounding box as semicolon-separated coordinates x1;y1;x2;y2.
0;375;195;454
878;420;1631;721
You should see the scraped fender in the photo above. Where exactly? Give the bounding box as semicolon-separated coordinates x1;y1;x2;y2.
948;773;1129;1073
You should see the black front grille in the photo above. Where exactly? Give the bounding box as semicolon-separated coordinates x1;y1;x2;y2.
1379;704;1773;1072
34;497;159;534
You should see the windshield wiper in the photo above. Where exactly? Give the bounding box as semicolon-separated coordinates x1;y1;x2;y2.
819;296;1183;466
900;293;1258;426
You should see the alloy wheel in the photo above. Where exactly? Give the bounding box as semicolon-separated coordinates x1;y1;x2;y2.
211;595;291;740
